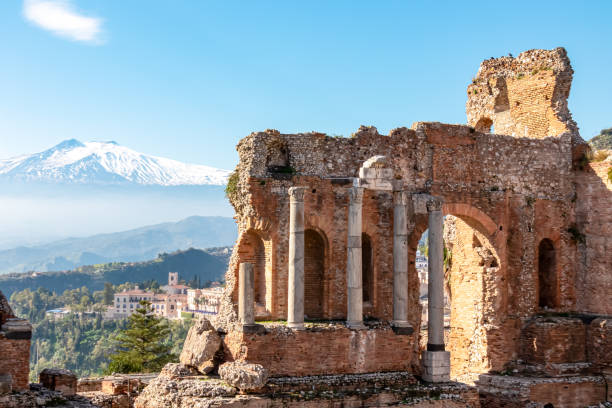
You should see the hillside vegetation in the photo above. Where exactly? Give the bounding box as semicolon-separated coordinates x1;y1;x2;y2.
0;247;230;298
589;128;612;150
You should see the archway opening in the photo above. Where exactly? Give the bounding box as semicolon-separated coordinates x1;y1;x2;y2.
444;214;501;382
538;238;557;309
237;230;268;315
362;233;374;305
413;210;502;383
304;229;325;319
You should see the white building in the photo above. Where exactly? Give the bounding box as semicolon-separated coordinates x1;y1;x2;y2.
112;287;155;318
183;286;223;316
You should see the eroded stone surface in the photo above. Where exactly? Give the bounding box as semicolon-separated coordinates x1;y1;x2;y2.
134;376;237;408
218;361;268;392
180;317;222;374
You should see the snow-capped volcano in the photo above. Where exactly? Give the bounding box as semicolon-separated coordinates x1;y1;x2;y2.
0;139;230;186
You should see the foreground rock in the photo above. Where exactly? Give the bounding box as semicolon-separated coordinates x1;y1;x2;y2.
179;317;222;374
0;383;98;408
218;362;268;392
134;374;237;408
134;371;480;407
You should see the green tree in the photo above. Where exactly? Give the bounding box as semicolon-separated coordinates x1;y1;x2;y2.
106;301;175;374
103;282;114;305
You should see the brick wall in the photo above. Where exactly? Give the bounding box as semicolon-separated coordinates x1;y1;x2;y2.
519;317;586;364
575;162;612;315
0;336;30;390
587;317;612;369
223;325;419;377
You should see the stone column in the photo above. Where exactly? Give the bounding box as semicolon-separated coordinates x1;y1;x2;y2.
287;187;306;330
422;197;450;382
392;189;411;330
347;187;365;329
238;262;255;325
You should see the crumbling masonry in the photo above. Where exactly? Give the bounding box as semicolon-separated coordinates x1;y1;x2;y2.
180;47;610;407
0;290;32;393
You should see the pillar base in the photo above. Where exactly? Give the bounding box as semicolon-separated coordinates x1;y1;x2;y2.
346;321;366;330
287;322;305;330
391;322;414;335
391;319;411;327
421;350;450;383
241;324;266;334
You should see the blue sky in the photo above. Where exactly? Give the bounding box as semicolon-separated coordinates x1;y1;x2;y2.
1;1;611;170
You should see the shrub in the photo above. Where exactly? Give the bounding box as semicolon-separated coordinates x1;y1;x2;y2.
225;171;239;200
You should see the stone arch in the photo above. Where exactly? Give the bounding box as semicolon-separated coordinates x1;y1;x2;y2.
362;233;374;305
442;205;504;381
235;229;271;316
410;203;505;380
474;117;493;133
538;238;558;309
442;203;498;237
304;229;326;319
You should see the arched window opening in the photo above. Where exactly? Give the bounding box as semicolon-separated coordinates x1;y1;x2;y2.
362;234;373;304
475;117;493;133
538;239;557;309
304;229;325;319
239;231;266;306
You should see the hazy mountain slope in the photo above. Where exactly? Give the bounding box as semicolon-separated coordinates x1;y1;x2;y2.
0;139;230;186
0;216;237;274
0;247;230;298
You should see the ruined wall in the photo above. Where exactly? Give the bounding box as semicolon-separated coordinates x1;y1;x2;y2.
0;290;31;391
575;161;612;315
466;47;577;139
211;48;611;378
223;324;418;377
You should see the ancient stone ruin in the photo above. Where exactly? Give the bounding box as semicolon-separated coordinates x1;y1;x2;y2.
1;47;611;407
143;47;610;407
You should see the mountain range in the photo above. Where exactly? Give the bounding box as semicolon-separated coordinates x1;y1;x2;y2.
0;139;230;186
0;140;234;248
0;216;237;274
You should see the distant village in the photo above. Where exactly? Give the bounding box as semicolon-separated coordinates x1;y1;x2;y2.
46;272;223;321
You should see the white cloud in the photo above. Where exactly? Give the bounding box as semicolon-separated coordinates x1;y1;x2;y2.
23;0;105;44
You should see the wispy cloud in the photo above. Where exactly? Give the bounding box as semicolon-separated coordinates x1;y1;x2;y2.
23;0;105;44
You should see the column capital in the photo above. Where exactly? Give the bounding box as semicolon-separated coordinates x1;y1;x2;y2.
288;186;306;202
426;197;443;212
348;186;364;204
393;189;411;206
391;179;405;192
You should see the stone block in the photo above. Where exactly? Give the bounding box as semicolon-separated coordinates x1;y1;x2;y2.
179;317;222;374
218;361;268;392
101;377;140;395
39;368;77;396
422;351;450;382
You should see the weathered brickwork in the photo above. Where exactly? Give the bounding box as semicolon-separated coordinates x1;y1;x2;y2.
223;324;419;377
0;290;31;391
478;374;607;408
587;317;612;369
519;317;586;364
466;48;577;140
0;337;30;390
575;161;612;315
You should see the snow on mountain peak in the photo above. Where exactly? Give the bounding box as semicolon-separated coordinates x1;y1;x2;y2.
0;139;231;186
